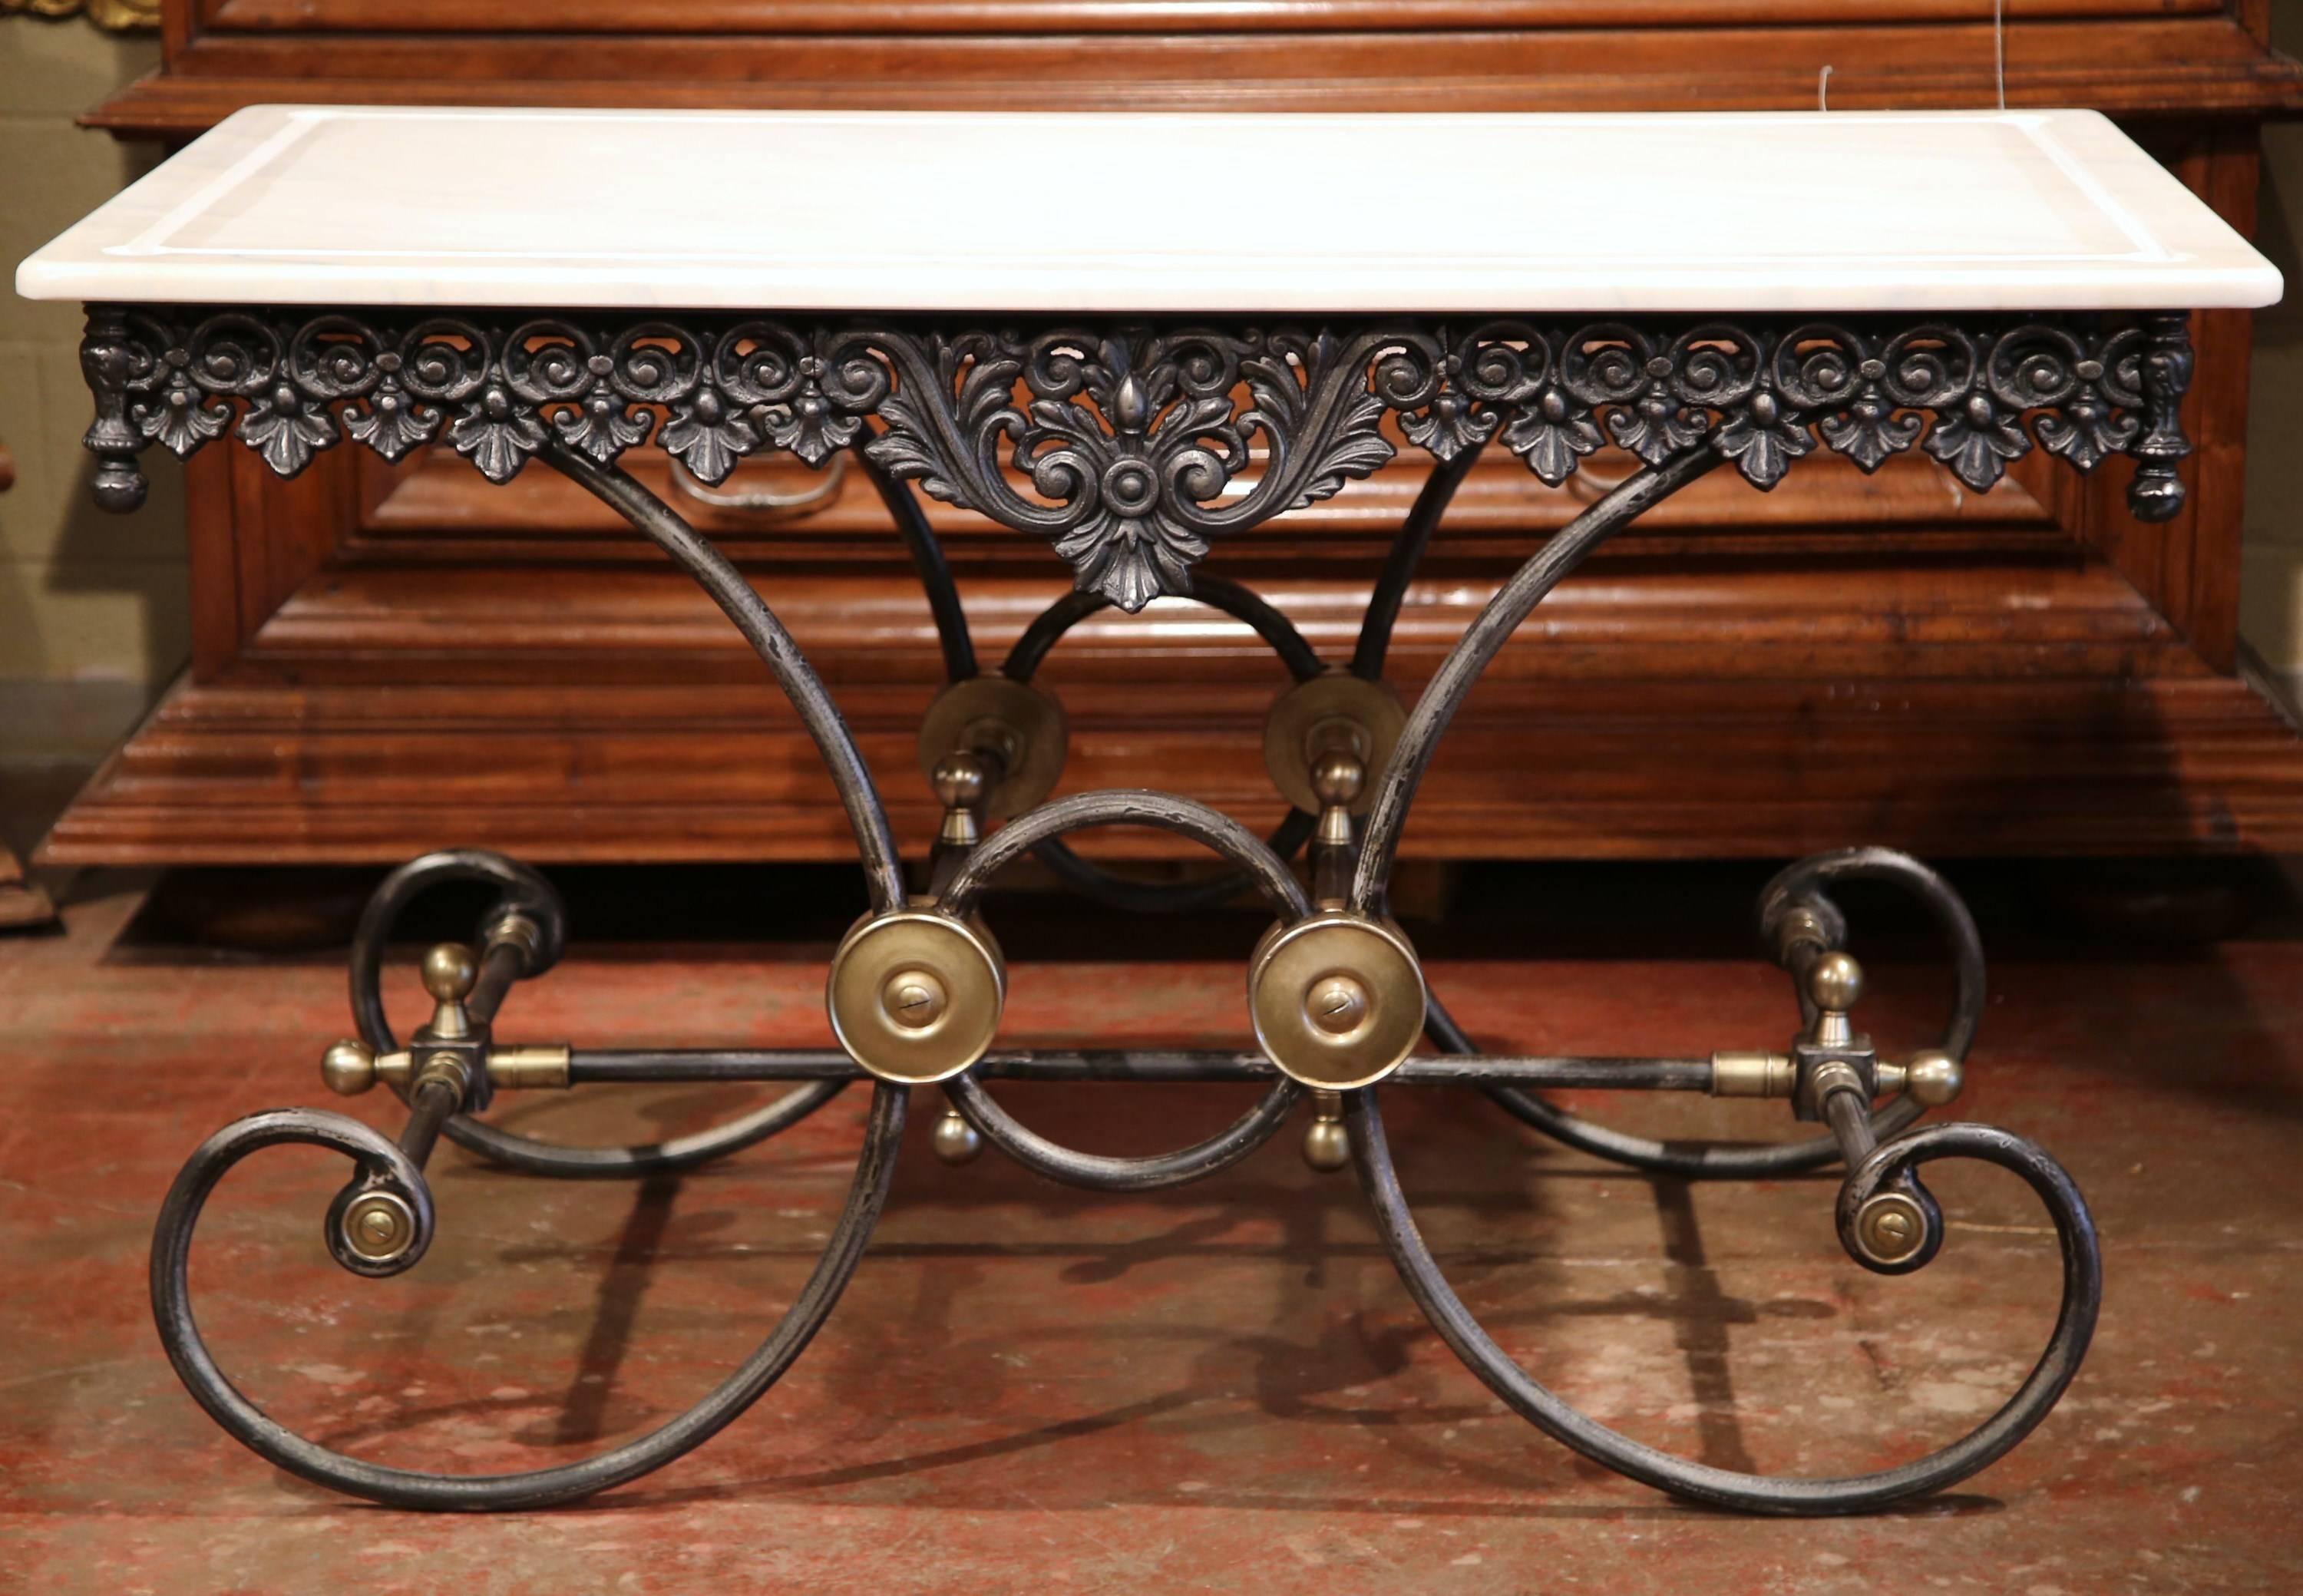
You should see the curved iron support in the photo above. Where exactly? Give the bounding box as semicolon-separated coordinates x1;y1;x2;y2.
995;573;1324;915
1352;441;1485;682
937;788;1311;1189
857;430;977;683
1352;448;1725;911
1347;1089;2100;1515
542;440;907;917
150;1085;909;1511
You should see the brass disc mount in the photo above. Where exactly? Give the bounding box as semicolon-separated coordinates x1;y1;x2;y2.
827;908;1006;1084
917;675;1068;821
1247;910;1426;1090
1263;671;1405;816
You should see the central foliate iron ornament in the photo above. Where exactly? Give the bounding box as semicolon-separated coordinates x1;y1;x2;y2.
78;310;2192;608
868;328;1399;610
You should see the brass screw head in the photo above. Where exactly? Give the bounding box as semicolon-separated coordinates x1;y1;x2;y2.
1806;950;1864;1013
421;942;478;1003
931;1109;985;1165
1903;1049;1965;1108
1855;1191;1928;1266
1309;748;1365;811
828;910;1006;1084
320;1039;377;1096
342;1191;416;1263
882;968;950;1031
1305;973;1370;1036
1301;1116;1352;1173
1249;912;1424;1090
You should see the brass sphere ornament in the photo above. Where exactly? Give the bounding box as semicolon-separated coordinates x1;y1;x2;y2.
1301;1115;1352;1173
932;1108;986;1165
932;752;990;812
1805;950;1864;1013
422;941;478;1003
1902;1049;1965;1107
1310;748;1365;811
321;1039;378;1096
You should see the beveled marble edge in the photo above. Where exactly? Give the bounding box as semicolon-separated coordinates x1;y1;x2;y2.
16;104;2283;312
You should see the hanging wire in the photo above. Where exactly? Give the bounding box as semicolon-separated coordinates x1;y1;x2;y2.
1995;0;2007;110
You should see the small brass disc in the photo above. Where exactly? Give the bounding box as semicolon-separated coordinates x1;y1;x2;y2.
1262;671;1406;816
917;676;1069;821
1247;911;1426;1090
827;910;1006;1084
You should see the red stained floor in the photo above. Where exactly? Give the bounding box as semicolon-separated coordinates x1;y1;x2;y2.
2;872;2300;1593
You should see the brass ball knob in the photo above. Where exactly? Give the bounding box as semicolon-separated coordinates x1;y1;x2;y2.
320;1039;378;1096
883;968;950;1030
1305;973;1370;1036
1309;748;1365;811
932;1109;984;1165
421;942;478;1003
1301;1116;1352;1173
1805;950;1864;1013
1902;1049;1965;1108
932;752;990;811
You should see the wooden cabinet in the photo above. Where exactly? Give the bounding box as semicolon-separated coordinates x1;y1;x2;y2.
45;0;2303;865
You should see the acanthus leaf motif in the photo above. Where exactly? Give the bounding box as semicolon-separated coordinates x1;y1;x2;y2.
2034;359;2139;473
1819;394;1921;473
867;332;1025;510
1606;387;1709;467
1502;388;1604;487
1019;337;1236;612
341;357;440;461
451;384;548;483
761;353;862;468
1710;390;1814;490
2035;392;2138;473
658;385;760;485
553;365;651;465
235;379;337;477
136;351;231;458
1925;392;2032;491
1401;391;1498;463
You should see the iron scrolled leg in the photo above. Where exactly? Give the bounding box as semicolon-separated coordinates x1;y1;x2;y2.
151;1085;909;1511
1480;846;1986;1178
1347;1088;2100;1514
346;848;846;1178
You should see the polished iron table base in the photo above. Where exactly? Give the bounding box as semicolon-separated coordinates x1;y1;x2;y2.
88;309;2159;1515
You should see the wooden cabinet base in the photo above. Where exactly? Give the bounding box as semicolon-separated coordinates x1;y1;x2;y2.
0;844;56;930
41;564;2303;866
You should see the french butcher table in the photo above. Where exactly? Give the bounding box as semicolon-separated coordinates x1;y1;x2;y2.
16;104;2282;1515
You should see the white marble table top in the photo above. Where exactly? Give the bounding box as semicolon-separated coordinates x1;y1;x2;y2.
15;104;2281;314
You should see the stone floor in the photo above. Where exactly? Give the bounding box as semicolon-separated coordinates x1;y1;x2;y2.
2;865;2299;1593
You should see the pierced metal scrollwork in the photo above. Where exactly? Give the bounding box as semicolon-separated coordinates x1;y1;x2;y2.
77;306;2196;603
